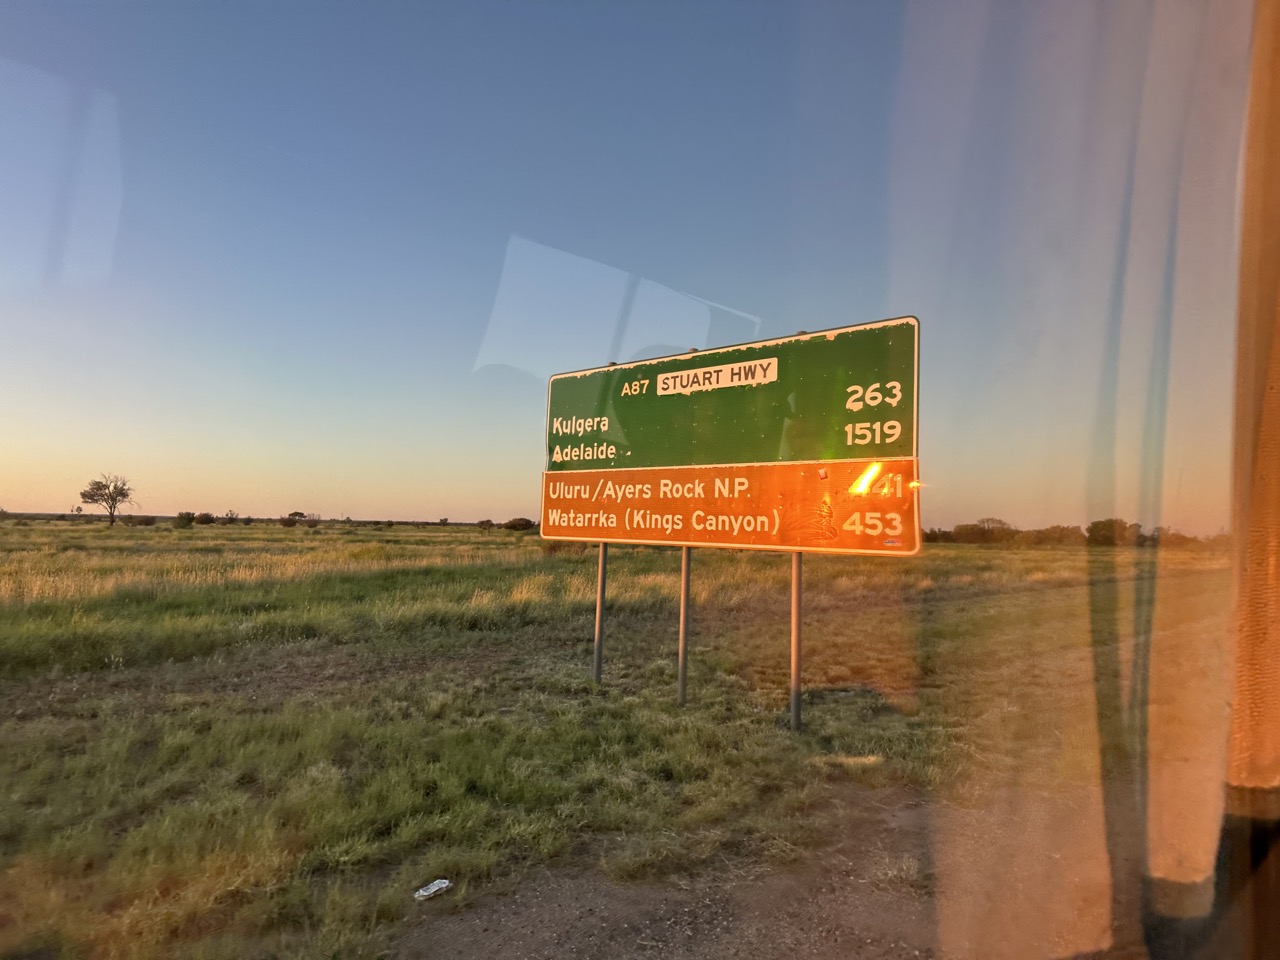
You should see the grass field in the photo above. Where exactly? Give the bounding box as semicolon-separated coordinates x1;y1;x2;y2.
0;520;1231;959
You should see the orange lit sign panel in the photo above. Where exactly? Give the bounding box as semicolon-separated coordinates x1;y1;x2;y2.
542;458;920;555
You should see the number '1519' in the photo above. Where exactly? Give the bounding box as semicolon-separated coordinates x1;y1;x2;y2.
845;421;901;445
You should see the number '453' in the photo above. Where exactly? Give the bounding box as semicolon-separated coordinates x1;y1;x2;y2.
842;512;903;536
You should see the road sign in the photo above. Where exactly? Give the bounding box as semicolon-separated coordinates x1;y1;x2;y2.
541;316;919;554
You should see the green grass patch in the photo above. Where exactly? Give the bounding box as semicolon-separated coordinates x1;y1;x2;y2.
0;522;1230;958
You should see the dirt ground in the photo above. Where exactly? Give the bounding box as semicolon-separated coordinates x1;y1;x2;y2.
397;785;938;960
395;781;1176;960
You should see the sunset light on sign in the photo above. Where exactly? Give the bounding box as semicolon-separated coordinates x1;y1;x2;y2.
541;318;920;555
850;462;884;496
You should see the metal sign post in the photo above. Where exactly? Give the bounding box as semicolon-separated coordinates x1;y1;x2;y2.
791;552;803;732
678;546;691;705
593;542;607;684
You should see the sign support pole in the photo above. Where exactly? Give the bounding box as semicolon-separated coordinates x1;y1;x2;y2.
790;552;803;732
593;542;607;684
678;546;691;705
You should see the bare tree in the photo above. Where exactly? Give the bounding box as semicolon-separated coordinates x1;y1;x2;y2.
79;474;135;526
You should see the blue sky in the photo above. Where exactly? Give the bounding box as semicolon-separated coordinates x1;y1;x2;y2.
0;1;1254;532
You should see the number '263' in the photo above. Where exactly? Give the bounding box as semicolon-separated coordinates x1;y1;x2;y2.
846;381;902;411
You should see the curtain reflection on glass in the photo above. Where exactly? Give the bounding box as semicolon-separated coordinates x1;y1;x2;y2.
886;0;1254;956
0;57;121;293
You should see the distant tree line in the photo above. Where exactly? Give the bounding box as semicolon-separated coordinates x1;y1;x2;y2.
59;475;543;532
924;516;1219;548
169;511;254;528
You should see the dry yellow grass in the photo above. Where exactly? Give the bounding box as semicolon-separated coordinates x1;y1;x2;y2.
0;520;1234;959
0;526;535;606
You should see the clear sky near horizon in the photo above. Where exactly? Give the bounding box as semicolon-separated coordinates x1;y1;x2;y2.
0;1;1255;533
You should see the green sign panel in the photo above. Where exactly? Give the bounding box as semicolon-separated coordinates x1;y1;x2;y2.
545;317;918;471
